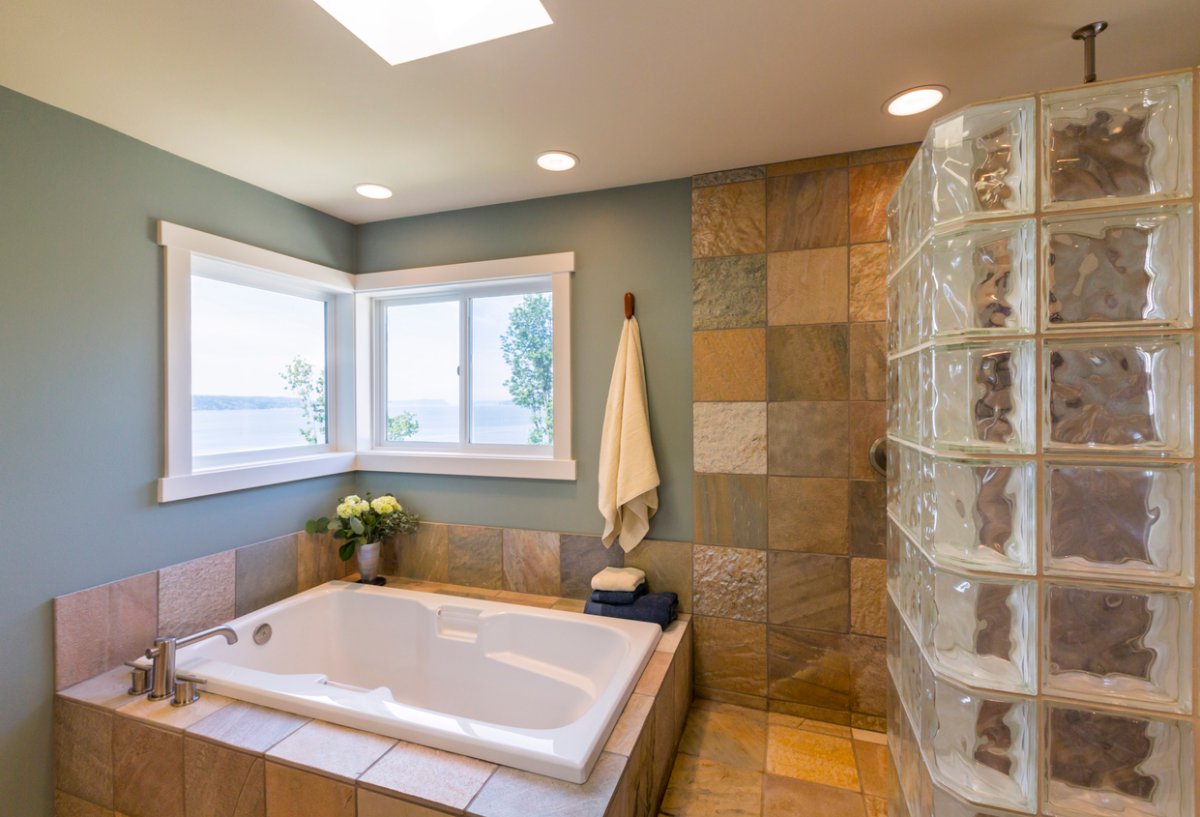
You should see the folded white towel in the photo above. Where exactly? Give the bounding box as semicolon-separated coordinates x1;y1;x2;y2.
591;566;647;592
598;316;661;552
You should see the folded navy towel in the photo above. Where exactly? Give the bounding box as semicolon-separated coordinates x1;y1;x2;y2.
585;591;678;630
590;583;647;605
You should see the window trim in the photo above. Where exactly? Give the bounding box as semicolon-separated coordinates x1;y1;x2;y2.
158;222;356;502
354;253;574;480
158;222;575;501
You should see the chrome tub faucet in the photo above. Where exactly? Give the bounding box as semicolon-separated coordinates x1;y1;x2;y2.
144;625;238;706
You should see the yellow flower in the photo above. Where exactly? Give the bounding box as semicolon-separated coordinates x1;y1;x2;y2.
371;496;395;514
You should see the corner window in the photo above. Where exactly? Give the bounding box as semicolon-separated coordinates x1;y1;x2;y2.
158;222;575;500
159;223;355;502
355;253;574;480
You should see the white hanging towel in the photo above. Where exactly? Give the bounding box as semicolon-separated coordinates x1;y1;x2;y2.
598;315;660;552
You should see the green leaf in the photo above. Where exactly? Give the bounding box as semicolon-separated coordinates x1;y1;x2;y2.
338;542;355;561
348;516;364;535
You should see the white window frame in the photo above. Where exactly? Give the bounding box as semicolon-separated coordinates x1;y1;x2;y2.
158;222;576;501
158;222;356;502
354;253;575;481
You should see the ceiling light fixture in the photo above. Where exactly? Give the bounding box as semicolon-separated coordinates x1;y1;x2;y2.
355;183;393;199
537;151;578;171
884;85;948;117
311;0;553;66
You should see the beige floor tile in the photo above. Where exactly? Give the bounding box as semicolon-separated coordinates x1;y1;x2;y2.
763;775;865;816
661;754;763;817
853;741;890;797
796;719;853;739
677;702;767;771
765;725;860;791
851;728;887;745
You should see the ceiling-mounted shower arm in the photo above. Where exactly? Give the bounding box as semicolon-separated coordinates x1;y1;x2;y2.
1071;21;1108;84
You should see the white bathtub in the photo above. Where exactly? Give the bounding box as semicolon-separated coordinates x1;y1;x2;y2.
174;581;661;783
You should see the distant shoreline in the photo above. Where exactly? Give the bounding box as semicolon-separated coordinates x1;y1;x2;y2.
192;395;301;410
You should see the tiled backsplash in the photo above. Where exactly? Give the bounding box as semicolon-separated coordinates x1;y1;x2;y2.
53;532;352;690
382;523;693;608
688;144;915;729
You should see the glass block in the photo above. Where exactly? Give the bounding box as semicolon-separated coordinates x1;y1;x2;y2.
925;98;1035;226
897;353;922;444
933;781;1033;817
899;148;927;256
1044;583;1192;713
929;341;1036;453
892;442;923;534
888;270;902;353
1044;205;1194;330
1044;335;1193;455
888;191;903;271
928;220;1036;337
890;519;921;625
887;356;900;435
889;750;914;817
927;677;1036;812
896;257;921;352
930;571;1036;693
1044;705;1194;817
925;457;1036;575
1046;462;1195;586
1043;72;1193;209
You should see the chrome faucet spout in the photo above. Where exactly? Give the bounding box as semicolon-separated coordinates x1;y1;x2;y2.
177;625;238;649
144;625;238;702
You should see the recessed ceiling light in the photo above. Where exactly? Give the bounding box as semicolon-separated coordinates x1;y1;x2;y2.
355;183;393;199
312;0;553;66
537;151;578;171
884;85;948;116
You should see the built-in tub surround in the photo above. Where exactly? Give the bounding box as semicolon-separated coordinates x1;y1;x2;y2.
52;530;353;691
167;582;660;783
55;578;692;817
687;144;914;727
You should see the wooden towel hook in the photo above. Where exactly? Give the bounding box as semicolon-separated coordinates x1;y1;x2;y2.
624;292;635;319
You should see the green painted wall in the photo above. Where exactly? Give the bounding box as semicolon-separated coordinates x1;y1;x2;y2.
1;85;693;815
0;86;362;817
356;182;694;540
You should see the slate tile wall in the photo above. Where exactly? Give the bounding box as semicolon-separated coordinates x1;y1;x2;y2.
688;144;915;729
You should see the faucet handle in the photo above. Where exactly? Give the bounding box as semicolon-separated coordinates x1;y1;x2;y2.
124;661;151;696
171;672;207;708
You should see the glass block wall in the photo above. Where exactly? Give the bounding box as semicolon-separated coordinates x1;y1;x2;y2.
886;69;1198;817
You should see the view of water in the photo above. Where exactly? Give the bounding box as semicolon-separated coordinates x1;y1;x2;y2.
192;400;543;456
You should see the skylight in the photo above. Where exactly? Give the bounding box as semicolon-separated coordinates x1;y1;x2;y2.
312;0;553;66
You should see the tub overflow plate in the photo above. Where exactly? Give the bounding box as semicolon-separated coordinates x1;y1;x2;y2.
253;623;272;645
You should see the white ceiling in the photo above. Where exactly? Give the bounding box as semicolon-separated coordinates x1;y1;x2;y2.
2;1;1198;224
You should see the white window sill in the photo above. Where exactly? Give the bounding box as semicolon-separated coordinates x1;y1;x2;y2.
159;452;356;502
355;451;576;481
159;450;577;501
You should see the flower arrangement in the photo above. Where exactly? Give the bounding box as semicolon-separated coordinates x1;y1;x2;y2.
306;493;419;561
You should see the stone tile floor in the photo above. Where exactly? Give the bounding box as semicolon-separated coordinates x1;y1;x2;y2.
660;700;889;817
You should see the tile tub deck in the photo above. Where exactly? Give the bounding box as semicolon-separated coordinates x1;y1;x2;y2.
54;577;692;817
